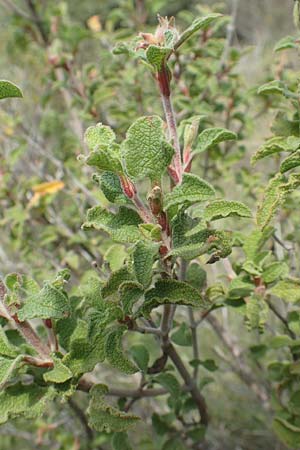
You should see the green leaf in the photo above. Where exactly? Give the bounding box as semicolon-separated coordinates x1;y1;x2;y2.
0;327;19;358
105;326;138;374
164;173;215;211
227;277;254;299
0;80;23;100
102;267;134;299
83;206;143;243
280;150;300;173
171;323;192;346
133;241;158;288
175;13;222;49
105;245;128;271
274;36;299;52
257;173;300;229
273;417;300;449
245;294;268;332
119;281;144;316
257;80;285;96
139;279;204;316
0;356;24;388
204;200;252;221
155;372;180;397
112;432;132;450
288;391;300;415
146;45;171;70
130;344;149;372
88;384;140;432
243;227;273;262
162;437;186;450
0;383;55;425
43;355;73;384
186;263;207;290
262;262;289;284
93;172;128;205
85;145;123;174
17;282;70;321
121;116;174;182
63;319;107;375
252;136;300;164
85;123;116;148
194;127;237;154
270;279;300;303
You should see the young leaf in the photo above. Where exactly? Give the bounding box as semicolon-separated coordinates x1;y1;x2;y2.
121;116;174;182
17;283;70;321
194;127;237;154
262;262;289;284
88;384;140;432
146;45;171;70
133;241;158;288
270;279;300;303
186;263;207;290
83;206;143;243
0;80;23;100
105;326;138;374
204;200;252;221
85;123;116;148
164;173;215;210
175;14;222;50
245;294;269;332
139;279;204;316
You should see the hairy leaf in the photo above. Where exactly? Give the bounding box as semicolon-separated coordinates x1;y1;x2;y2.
139;279;204;316
43;355;73;384
88;384;140;432
270;279;300;303
280;150;300;173
252;136;300;164
164;173;215;210
175;14;222;49
257;80;285;96
105;326;138;374
194;127;237;154
0;383;55;425
121;116;174;182
83;206;142;243
93;172;127;204
102;267;134;299
0;327;19;358
273;417;300;448
119;281;144;315
133;241;158;288
204;200;252;221
146;45;171;70
18;283;70;321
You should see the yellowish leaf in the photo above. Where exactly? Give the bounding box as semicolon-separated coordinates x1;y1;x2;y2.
28;180;64;207
87;15;102;32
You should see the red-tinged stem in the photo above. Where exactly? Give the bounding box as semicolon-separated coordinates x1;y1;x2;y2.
157;66;183;183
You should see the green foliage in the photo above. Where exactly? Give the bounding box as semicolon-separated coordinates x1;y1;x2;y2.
88;384;140;432
0;80;22;100
121;116;174;182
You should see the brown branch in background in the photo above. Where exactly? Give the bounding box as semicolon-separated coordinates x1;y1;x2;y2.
207;314;269;405
68;398;94;444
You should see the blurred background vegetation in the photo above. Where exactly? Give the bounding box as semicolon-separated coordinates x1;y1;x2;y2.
0;1;299;449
